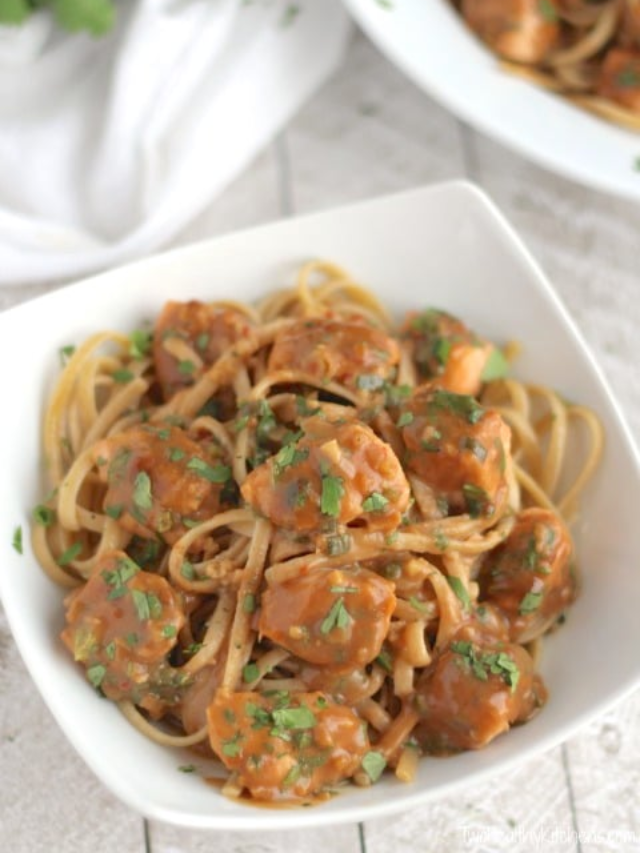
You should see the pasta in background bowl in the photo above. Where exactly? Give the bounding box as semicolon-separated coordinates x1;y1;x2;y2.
1;182;639;829
344;0;640;203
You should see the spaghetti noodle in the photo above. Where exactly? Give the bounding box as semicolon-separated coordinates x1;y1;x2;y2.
452;0;640;131
32;261;603;804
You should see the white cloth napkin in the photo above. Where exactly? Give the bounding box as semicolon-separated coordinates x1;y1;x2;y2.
0;0;351;285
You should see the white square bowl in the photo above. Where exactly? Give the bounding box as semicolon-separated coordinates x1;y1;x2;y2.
1;181;639;830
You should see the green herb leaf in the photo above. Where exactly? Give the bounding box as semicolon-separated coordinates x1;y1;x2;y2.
362;750;386;783
133;471;153;510
384;383;412;406
430;390;484;424
481;348;509;382
273;443;309;477
320;597;351;634
180;560;195;581
58;541;82;566
409;595;430;614
178;764;196;773
519;591;543;614
396;411;414;428
222;739;242;758
243;593;256;614
256;400;277;442
129;329;152;359
282;763;302;786
12;526;23;554
162;625;177;639
33;505;56;527
462;483;491;518
112;368;134;384
167;447;186;462
362;492;389;513
105;504;123;520
186;457;231;483
195;332;210;352
131;589;151;621
87;663;106;689
271;706;317;730
243;662;260;683
320;474;344;517
59;344;76;366
537;0;557;23
446;575;471;611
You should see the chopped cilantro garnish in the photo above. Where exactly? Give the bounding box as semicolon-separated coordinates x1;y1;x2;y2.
243;662;260;683
396;411;414;428
132;589;162;621
167;447;186;462
320;474;344;517
282;764;302;787
451;641;520;692
524;537;539;571
177;360;196;375
178;764;196;773
362;491;389;513
222;738;242;758
129;329;152;360
103;556;139;598
256;400;277;442
409;595;430;614
273;443;309;478
32;505;56;527
271;706;316;730
320;597;351;634
59;344;75;366
481;348;509;382
362;750;386;783
112;368;134;384
58;541;82;566
12;526;23;554
195;332;210;352
104;504;123;520
243;593;256;614
430;389;484;424
186;457;231;483
519;591;543;614
295;395;322;417
538;0;557;23
446;575;471;611
87;664;106;689
462;483;491;518
375;649;393;673
385;383;412;406
330;584;358;594
162;625;177;639
234;414;250;433
132;471;153;510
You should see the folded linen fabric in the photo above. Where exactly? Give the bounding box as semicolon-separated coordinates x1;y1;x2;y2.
0;0;351;284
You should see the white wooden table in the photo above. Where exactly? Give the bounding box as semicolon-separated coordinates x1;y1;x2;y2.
1;32;639;853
